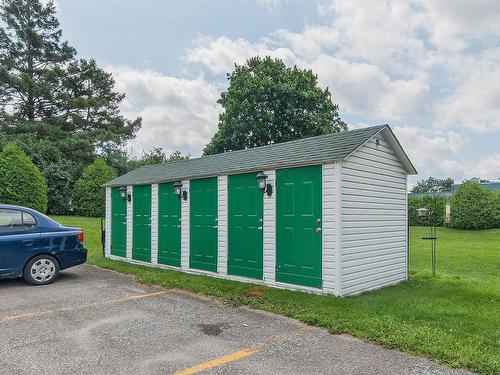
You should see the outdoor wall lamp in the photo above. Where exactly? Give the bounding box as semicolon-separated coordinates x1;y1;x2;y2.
174;181;188;201
256;171;273;197
119;187;131;202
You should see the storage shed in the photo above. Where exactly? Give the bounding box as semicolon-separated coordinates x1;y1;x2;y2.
104;125;417;296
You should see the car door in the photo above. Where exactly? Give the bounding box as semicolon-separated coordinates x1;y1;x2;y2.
0;209;42;277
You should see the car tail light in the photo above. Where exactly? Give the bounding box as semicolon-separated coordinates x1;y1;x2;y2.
77;231;84;243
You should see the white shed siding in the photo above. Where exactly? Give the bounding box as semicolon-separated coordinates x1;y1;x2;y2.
217;176;228;275
151;184;159;265
263;169;276;283
340;135;407;296
322;163;336;294
105;187;111;257
126;185;133;260
180;180;190;270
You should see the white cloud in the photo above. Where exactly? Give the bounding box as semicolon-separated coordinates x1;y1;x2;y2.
108;66;222;157
438;154;500;182
314;1;428;73
468;154;500;180
418;0;500;50
393;126;468;178
434;49;500;132
306;55;430;121
185;36;296;75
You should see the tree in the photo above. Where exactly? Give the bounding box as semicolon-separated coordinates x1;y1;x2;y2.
411;177;454;193
450;180;497;229
0;143;47;212
0;0;141;213
127;147;190;170
0;0;75;121
72;158;117;217
408;195;447;227
203;56;346;155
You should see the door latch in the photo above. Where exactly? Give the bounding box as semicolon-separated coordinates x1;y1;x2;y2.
316;227;322;233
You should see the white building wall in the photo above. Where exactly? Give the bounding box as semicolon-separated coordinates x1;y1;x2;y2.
322;163;337;294
126;185;133;260
263;169;276;284
340;135;408;296
217;176;228;275
151;184;159;265
105;187;112;257
180;180;190;270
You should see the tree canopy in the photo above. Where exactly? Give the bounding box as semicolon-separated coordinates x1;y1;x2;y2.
203;56;346;155
411;177;454;193
0;0;141;213
72;158;117;217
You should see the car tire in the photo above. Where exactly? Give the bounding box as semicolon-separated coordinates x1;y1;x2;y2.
23;255;60;286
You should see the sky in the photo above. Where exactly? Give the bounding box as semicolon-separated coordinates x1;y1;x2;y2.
54;0;500;185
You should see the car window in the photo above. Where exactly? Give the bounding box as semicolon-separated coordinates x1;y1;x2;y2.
22;212;37;229
0;209;23;233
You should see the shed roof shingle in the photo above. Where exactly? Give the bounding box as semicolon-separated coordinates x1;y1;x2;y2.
104;125;402;186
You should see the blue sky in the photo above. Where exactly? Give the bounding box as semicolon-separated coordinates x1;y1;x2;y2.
55;0;500;185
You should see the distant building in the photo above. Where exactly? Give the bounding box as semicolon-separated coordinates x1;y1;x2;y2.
451;178;500;192
408;177;500;198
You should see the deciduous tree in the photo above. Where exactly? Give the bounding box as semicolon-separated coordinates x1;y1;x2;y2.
204;56;346;155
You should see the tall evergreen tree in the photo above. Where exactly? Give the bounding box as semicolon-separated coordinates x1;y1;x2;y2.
0;0;141;213
0;0;74;121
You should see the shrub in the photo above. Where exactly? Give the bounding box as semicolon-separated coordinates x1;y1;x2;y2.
72;158;117;217
0;143;48;212
494;191;500;228
450;180;497;229
408;194;448;226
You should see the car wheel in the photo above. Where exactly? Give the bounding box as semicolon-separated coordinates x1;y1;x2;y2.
23;255;60;286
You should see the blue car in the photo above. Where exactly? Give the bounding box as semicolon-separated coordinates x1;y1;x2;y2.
0;204;87;285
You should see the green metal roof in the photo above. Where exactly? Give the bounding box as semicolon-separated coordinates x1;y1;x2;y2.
104;124;414;187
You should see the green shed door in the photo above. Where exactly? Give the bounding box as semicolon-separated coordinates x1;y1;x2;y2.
190;177;218;272
276;165;322;288
111;187;127;257
228;173;263;280
158;182;181;267
132;185;151;263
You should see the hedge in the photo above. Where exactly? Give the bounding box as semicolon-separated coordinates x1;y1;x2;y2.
450;181;498;229
408;195;448;227
0;143;48;212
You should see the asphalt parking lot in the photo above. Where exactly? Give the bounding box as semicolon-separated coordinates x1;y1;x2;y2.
0;265;473;375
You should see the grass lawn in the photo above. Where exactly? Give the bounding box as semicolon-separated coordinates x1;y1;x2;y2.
53;216;499;374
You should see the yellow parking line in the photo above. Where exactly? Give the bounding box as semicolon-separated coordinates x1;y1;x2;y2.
172;326;311;375
172;349;259;375
1;290;169;322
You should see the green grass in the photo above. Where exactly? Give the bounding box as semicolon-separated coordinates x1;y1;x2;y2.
53;216;500;374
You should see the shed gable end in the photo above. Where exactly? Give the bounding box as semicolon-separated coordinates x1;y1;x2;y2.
340;133;408;296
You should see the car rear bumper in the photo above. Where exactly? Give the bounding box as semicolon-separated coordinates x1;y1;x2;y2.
59;247;87;270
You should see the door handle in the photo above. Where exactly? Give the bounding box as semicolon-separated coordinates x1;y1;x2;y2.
177;225;181;228
22;240;35;246
257;226;263;231
213;225;218;229
316;227;322;233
